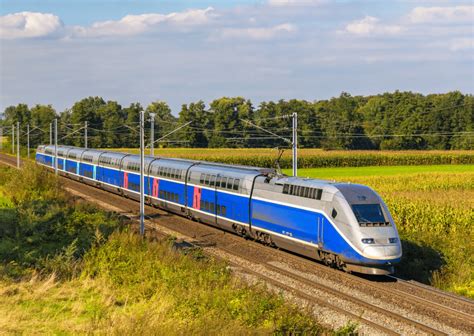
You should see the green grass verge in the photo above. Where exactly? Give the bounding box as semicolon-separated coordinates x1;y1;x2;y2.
283;164;474;178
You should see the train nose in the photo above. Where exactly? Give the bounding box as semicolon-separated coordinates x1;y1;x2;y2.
363;244;401;259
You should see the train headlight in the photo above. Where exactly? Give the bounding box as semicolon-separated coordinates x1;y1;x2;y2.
361;238;375;244
389;237;398;244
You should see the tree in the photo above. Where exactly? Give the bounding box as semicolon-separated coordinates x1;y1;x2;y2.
209;97;254;148
177;101;210;147
98;101;124;148
30;104;57;145
123;102;143;148
146;101;177;147
70;97;106;147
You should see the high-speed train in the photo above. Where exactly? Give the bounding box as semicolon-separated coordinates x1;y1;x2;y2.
36;145;402;275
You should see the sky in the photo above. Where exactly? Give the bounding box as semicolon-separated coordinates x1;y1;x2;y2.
1;0;473;115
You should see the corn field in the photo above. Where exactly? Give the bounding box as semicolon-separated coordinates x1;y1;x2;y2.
110;148;474;168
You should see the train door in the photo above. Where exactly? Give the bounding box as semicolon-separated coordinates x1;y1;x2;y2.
214;175;219;227
317;216;324;249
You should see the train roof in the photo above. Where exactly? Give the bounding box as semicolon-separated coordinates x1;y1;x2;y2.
39;145;276;175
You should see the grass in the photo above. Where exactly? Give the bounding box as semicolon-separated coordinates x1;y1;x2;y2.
0;164;333;335
0;233;327;335
287;164;474;178
283;165;473;298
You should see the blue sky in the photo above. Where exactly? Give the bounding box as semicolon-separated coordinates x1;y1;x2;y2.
1;0;473;114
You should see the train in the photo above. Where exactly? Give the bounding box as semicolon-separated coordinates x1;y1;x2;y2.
35;145;402;275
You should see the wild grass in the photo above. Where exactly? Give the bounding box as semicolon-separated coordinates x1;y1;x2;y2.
285;166;474;298
0;232;327;335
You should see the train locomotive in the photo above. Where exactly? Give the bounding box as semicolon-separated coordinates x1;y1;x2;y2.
36;145;402;275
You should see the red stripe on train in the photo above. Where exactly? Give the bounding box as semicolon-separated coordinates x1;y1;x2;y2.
193;186;201;209
152;178;159;197
123;172;128;189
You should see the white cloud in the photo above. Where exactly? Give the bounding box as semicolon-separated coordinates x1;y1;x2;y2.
268;0;326;6
450;37;474;51
0;12;63;39
219;23;296;40
74;7;215;37
408;6;473;23
344;16;402;36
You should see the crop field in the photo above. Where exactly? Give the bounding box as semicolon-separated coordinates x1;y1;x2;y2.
282;165;473;298
108;148;474;168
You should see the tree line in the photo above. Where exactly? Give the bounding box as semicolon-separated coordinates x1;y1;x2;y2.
1;91;472;150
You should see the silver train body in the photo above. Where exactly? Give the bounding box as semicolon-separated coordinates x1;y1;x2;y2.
36;145;402;275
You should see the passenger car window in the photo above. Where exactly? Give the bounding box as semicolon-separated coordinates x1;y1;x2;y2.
233;179;240;191
221;177;228;189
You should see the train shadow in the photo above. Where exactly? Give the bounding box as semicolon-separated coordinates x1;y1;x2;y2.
360;239;446;284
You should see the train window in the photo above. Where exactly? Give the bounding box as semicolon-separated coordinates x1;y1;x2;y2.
200;173;205;184
331;208;338;219
216;205;221;214
233;179;240;191
210;175;216;187
221;206;226;216
204;174;210;185
316;189;323;200
210;203;215;212
216;176;221;188
221;177;228;189
304;187;310;198
283;184;289;194
227;178;234;190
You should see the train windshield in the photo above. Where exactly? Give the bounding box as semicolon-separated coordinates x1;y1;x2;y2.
351;204;389;226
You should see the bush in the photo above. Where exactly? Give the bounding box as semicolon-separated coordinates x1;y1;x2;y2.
0;164;123;279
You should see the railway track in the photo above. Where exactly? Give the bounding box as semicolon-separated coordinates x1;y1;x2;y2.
258;246;474;332
1;153;473;335
216;245;448;336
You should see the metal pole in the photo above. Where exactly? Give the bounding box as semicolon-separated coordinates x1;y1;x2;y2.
84;121;88;148
292;112;298;177
12;125;14;154
150;113;155;156
16;122;20;168
27;124;30;159
139;111;145;236
50;123;52;145
54;118;58;175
